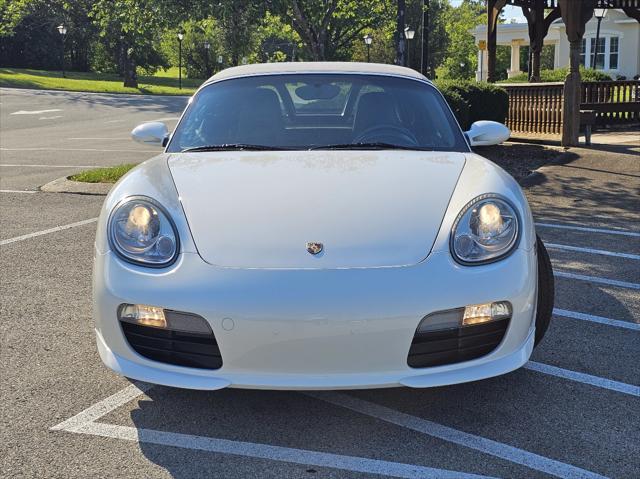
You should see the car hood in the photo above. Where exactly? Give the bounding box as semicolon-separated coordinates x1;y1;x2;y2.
168;150;465;269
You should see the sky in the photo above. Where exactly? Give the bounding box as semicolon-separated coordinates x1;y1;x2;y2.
449;1;527;23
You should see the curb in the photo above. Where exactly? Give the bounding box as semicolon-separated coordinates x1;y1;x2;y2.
40;177;112;195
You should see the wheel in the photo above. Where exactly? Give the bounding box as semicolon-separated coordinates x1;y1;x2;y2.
534;235;554;346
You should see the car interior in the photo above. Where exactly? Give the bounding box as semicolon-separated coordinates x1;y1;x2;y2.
170;74;465;151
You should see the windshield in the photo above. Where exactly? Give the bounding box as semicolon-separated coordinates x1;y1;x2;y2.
167;74;469;152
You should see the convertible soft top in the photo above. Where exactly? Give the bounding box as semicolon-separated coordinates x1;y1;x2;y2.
204;61;430;85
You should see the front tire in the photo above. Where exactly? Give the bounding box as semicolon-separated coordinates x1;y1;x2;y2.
534;235;554;346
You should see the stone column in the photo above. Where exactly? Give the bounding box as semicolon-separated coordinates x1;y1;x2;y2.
508;40;523;78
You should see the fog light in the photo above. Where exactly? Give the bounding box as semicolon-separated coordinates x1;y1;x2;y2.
119;304;166;328
118;304;212;334
416;301;511;333
463;301;511;326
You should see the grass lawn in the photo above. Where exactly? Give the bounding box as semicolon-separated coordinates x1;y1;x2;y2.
69;164;137;183
0;67;203;95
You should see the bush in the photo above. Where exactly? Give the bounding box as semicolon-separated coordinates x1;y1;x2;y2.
435;80;509;130
504;67;612;83
435;83;470;129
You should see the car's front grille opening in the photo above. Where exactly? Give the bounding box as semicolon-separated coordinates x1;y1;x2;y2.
121;321;222;370
407;318;509;368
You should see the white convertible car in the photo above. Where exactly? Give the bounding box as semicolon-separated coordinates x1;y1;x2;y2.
94;62;553;390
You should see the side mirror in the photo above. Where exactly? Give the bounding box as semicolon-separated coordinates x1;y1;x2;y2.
465;120;510;147
131;122;169;146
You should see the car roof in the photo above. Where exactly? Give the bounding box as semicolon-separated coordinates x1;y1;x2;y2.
204;62;430;86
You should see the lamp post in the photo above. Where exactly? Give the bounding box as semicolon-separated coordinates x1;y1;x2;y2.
363;34;373;63
592;8;607;70
57;24;67;78
203;41;211;77
177;31;184;89
404;27;415;68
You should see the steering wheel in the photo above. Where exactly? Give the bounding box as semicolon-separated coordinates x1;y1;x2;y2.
353;124;419;147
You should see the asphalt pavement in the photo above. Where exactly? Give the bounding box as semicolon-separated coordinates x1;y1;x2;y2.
1;87;638;479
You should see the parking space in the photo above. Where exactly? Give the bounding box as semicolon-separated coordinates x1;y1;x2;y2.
1;88;638;478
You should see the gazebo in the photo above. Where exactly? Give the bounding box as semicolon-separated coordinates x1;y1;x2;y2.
485;0;640;146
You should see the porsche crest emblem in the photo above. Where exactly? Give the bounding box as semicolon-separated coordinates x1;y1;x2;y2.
306;242;323;255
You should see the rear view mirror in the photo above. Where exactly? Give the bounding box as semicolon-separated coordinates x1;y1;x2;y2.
465;121;510;147
131;122;169;146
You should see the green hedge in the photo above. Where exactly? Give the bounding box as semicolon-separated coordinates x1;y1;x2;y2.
435;80;509;130
504;67;612;83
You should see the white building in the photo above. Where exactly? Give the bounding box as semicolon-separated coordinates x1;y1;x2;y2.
472;9;640;81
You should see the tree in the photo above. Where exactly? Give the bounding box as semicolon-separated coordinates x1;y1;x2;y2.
269;0;392;61
0;0;95;71
91;0;169;87
257;12;302;62
437;0;485;80
404;0;450;75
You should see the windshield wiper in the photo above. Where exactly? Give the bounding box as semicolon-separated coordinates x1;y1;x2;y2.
181;143;292;152
309;142;427;151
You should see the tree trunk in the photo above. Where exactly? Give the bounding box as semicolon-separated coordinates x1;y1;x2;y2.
529;44;542;82
123;48;138;88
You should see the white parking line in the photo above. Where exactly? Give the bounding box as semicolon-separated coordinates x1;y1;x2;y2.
68;138;130;140
525;362;640;397
39;115;63;120
10;109;62;115
0;164;103;168
546;242;640;260
52;383;490;479
0;148;156;153
0;189;37;194
308;392;607;479
536;222;640;238
0;218;98;246
554;271;640;290
74;422;491;479
554;308;640;331
51;383;152;432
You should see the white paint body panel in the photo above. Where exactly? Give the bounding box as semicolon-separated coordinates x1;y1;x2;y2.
169;151;465;269
94;153;538;390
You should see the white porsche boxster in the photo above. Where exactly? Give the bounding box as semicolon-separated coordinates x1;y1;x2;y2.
94;62;554;390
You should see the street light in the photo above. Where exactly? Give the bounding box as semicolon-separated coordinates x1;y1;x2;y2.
363;34;373;63
57;24;67;78
177;31;184;89
592;8;607;70
404;26;415;67
203;41;211;77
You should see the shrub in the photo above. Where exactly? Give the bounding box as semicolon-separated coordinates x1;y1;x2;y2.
504;67;612;83
436;84;470;130
435;80;509;130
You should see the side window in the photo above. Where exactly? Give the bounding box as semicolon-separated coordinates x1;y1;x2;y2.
580;39;587;67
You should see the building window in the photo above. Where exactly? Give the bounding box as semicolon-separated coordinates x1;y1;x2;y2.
590;37;606;70
609;37;619;70
582;35;619;71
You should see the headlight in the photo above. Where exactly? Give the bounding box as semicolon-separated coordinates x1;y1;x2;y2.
450;194;519;265
108;197;179;267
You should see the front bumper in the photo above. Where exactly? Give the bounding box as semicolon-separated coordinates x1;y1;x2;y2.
94;248;537;390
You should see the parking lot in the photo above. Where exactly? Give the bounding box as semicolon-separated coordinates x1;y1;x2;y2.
1;87;638;479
